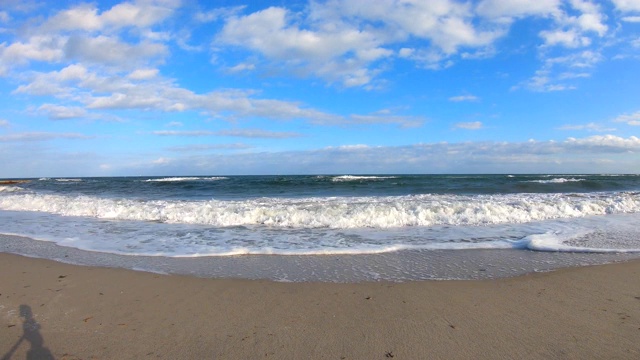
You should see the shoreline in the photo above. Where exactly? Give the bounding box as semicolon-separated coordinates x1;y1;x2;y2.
1;252;639;359
4;233;640;282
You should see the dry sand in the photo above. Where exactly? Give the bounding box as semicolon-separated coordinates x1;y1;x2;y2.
1;253;639;359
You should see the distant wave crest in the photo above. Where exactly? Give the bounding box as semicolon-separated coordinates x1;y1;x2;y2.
145;177;228;182
0;186;25;193
331;175;398;182
524;178;586;184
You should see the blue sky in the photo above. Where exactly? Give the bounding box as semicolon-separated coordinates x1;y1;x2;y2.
1;0;639;177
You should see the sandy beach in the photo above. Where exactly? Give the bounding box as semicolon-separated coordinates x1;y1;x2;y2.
1;253;639;359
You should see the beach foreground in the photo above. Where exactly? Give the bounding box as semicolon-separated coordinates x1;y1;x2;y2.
1;253;639;359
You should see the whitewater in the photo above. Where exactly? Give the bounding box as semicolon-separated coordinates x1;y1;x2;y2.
1;174;640;281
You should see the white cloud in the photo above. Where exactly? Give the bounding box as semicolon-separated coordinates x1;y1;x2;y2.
152;129;302;138
0;1;176;75
557;122;616;132
13;65;371;125
537;0;607;48
345;114;424;128
12;64;90;97
613;111;640;126
226;63;256;73
116;135;640;175
0;119;9;127
37;104;87;120
64;35;167;67
449;95;479;102
565;134;640;149
208;0;616;91
0;132;92;142
153;130;217;136
167;143;253;152
477;0;561;19
128;68;159;80
622;16;640;22
518;50;602;91
0;35;66;66
454;121;483;130
612;0;640;12
42;3;102;32
41;1;177;32
214;1;509;87
216;6;389;87
152;157;172;165
540;28;590;48
100;1;175;29
217;129;302;138
195;6;246;22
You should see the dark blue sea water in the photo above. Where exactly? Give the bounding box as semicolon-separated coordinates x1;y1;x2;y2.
1;174;640;281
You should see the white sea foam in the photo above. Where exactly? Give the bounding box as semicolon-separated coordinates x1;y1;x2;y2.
2;207;640;258
55;178;82;182
144;177;228;182
1;192;639;229
523;232;640;253
331;175;398;182
0;186;25;193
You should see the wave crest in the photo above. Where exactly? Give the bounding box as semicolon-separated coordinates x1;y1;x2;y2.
2;192;639;229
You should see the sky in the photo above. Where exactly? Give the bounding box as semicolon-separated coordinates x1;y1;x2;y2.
1;0;640;177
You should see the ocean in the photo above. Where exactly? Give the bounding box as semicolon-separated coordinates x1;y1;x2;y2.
1;174;640;282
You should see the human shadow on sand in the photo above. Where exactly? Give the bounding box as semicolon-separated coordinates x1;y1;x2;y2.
2;305;55;360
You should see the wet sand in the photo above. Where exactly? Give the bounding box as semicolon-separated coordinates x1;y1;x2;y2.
1;252;639;359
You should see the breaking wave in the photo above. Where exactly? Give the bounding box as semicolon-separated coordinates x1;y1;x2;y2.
1;192;639;229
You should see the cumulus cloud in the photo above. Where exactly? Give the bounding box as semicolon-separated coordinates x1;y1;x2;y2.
0;0;628;95
64;35;167;67
37;104;87;120
213;1;510;87
216;6;389;87
207;0;619;91
0;35;66;69
0;1;177;75
535;0;607;48
612;0;640;12
40;1;177;32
